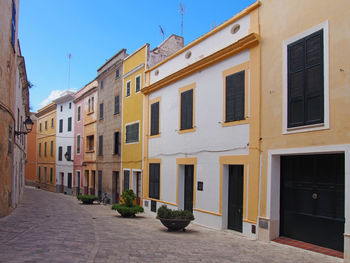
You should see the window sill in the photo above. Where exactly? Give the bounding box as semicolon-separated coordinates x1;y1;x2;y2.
85;150;95;153
125;141;140;145
87;111;94;115
178;127;196;134
283;123;329;134
222;119;248;127
150;133;160;139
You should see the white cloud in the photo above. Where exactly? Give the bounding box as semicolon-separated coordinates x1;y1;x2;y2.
39;89;76;108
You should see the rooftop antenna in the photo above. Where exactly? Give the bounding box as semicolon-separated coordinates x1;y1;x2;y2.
159;25;165;41
67;53;72;90
211;21;217;30
179;1;186;37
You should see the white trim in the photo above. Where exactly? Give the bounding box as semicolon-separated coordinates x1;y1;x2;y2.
282;20;329;134
125;120;140;145
266;144;350;240
125;80;131;98
135;74;141;94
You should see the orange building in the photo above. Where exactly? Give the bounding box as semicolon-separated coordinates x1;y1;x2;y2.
25;112;37;187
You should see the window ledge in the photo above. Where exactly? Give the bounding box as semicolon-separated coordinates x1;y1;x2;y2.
178;128;196;134
87;111;94;115
222;119;249;127
85;150;95;153
150;134;161;139
283;123;329;134
125;141;140;145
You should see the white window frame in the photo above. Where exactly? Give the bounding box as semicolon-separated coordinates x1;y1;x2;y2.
282;20;329;134
125;120;140;145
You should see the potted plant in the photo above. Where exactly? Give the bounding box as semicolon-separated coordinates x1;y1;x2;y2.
77;194;98;204
111;189;144;217
157;205;194;231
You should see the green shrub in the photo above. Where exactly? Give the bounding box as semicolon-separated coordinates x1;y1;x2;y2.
111;204;144;217
121;189;136;206
157;205;194;220
77;195;98;204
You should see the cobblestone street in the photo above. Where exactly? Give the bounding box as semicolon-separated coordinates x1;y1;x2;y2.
0;187;341;263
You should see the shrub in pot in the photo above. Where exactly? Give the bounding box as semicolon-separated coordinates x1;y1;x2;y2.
77;195;98;204
157;205;194;231
111;190;144;217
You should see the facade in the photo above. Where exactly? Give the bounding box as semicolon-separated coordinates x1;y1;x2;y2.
257;0;350;259
54;91;75;194
81;80;98;195
13;41;30;207
96;49;127;202
121;35;183;206
36;103;57;192
0;0;22;217
25;112;37;187
142;3;260;239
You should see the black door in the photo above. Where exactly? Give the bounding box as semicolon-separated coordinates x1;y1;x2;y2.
228;165;244;232
280;154;344;252
184;165;194;212
112;171;120;203
98;171;102;201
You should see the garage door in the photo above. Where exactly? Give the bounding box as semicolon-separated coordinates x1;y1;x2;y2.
280;154;344;252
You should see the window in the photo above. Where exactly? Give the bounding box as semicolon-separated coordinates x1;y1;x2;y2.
8;125;12;154
38;143;41;157
59;119;63;133
50;140;53;156
77;135;80;154
150;101;160;136
116;69;120;79
77;106;81;121
88;98;91;112
98;135;103;156
51;118;54;128
69;102;72;109
87;135;94;151
67;146;72;161
126;81;131;97
60;105;63;112
149;163;160;199
125;122;139;143
45;121;47;130
50;168;53;183
100;80;104;89
287;29;324;128
225;70;245;122
91;97;94;111
135;75;141;93
114;95;119;114
11;0;16;48
113;132;119;155
39;123;42;132
123;170;130;192
68;117;72;131
44;142;47;156
58;146;62;161
99;103;104;120
38;166;41;181
180;88;194;130
68;173;72;189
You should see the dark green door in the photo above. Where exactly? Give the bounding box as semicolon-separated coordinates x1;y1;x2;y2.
184;165;194;212
280;154;344;251
228;165;243;232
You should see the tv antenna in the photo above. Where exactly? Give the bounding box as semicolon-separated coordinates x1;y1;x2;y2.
67;53;72;90
159;25;165;41
179;1;186;37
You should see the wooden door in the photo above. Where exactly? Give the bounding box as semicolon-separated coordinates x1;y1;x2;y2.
228;165;243;232
184;165;194;212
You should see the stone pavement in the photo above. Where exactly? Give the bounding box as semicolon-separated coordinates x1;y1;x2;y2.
0;187;342;263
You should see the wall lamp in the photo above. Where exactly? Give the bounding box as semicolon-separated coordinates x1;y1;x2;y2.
14;116;34;137
64;152;74;162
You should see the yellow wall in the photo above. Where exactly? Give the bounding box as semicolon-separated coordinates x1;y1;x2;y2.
122;46;147;172
258;0;350;218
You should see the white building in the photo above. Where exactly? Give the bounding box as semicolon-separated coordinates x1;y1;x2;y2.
142;3;261;239
54;91;75;195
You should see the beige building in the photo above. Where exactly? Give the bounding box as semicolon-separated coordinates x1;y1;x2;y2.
96;49;127;202
258;0;350;260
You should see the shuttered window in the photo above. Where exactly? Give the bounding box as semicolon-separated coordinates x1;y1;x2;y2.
225;71;245;122
123;170;130;192
180;89;193;130
114;95;119;114
67;146;72;160
11;0;16;48
135;76;141;93
150;102;159;136
149;163;160;199
58;146;62;161
113;132;119;155
125;123;139;143
68;117;72;131
98;135;103;156
77;106;81;121
287;29;324;128
50;140;53;156
126;81;131;97
99;103;104;120
77;135;80;154
59;119;63;133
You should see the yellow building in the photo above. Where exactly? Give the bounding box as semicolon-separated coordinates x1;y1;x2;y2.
36;102;57;192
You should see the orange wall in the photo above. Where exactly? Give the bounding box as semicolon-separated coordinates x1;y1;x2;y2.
25;118;37;183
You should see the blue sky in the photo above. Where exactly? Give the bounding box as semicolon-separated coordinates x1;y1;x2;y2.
19;0;256;112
